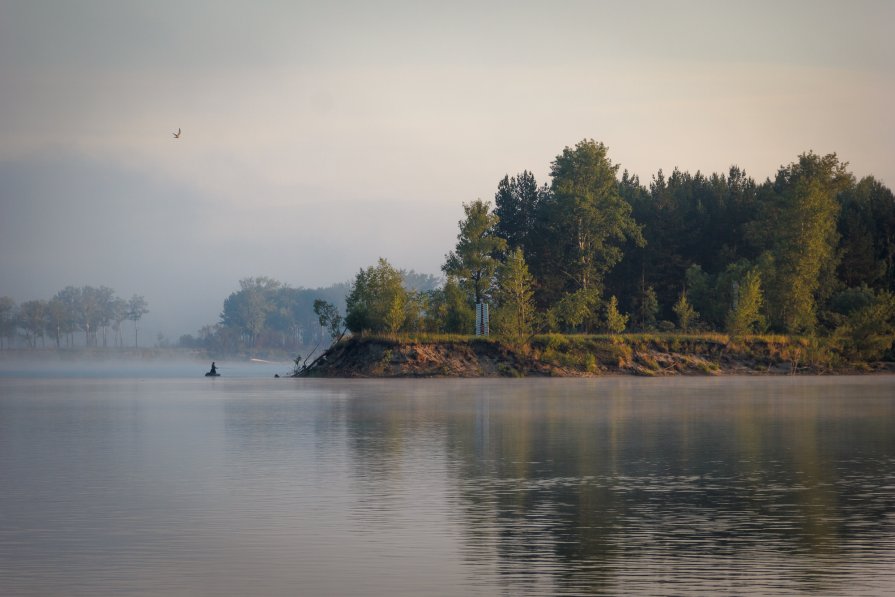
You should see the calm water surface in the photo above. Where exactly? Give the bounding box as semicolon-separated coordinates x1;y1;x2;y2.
1;373;893;596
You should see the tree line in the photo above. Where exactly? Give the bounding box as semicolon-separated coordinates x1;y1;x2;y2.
0;287;149;349
326;140;895;361
185;272;440;356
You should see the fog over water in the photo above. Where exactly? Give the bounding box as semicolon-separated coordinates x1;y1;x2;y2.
2;1;893;338
0;355;293;379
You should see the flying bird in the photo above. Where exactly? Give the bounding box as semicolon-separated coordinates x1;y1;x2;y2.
172;128;181;139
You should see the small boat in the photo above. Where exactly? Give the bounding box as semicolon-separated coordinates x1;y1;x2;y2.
205;371;220;377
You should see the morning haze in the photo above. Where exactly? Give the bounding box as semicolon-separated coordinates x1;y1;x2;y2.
1;0;893;340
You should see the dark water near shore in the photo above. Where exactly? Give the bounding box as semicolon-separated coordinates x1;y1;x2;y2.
1;373;893;596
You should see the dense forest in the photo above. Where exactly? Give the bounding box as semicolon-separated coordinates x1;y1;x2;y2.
331;140;895;361
0;286;149;349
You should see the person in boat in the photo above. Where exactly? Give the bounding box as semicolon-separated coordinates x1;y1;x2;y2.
209;362;217;375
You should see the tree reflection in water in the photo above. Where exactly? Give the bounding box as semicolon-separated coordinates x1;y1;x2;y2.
340;378;895;595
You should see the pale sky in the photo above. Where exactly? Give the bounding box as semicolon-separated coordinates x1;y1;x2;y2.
1;0;893;339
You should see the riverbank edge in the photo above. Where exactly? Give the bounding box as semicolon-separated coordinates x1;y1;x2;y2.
297;334;895;378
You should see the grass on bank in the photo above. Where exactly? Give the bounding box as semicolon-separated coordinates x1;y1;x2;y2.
330;331;875;374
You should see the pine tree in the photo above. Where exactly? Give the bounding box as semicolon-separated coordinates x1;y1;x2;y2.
493;248;536;345
443;200;507;305
638;286;659;330
673;291;698;332
493;171;547;256
605;295;628;334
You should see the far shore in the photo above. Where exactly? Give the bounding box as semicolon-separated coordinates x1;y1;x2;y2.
0;347;299;362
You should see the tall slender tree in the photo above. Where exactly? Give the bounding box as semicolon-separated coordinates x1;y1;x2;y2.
725;269;765;336
111;297;128;347
46;298;68;349
52;286;81;347
443;199;507;306
97;286;116;347
750;152;851;333
535;139;644;306
673;290;698;332
127;295;149;348
80;286;103;346
604;296;628;334
493;248;536;345
0;297;15;350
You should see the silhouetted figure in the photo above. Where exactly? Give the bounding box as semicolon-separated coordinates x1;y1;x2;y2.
209;362;217;375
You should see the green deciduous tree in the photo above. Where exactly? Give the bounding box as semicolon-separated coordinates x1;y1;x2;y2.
345;258;410;334
750;152;851;333
423;277;474;334
313;299;345;341
535;139;644;304
546;288;602;333
725;269;765;336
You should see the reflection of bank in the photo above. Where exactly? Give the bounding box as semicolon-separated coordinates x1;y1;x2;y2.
444;379;895;594
475;302;490;336
475;394;490;465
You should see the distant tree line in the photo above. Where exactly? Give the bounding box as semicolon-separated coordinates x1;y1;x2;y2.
184;272;439;355
0;287;149;349
327;140;895;360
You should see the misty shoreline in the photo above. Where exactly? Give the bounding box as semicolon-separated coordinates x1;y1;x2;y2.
0;348;296;361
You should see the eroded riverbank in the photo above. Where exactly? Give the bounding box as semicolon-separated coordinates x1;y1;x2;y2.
299;334;895;377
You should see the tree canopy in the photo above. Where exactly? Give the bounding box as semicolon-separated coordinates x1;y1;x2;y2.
535;139;644;303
